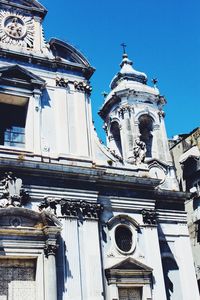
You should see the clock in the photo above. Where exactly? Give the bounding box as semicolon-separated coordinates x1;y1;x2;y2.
149;165;166;183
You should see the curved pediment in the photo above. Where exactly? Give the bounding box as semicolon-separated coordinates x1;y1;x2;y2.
49;38;92;68
0;0;47;18
0;207;61;228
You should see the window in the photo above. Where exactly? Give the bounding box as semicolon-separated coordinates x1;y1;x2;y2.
139;115;153;157
115;225;133;253
110;121;122;156
0;94;28;148
0;258;36;300
118;287;142;300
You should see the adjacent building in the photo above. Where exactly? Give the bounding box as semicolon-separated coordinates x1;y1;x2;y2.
170;127;200;290
0;1;198;299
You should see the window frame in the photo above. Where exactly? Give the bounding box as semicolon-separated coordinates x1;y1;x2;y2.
0;88;34;153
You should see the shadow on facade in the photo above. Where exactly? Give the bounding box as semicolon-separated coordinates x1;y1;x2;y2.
57;236;73;300
158;224;182;300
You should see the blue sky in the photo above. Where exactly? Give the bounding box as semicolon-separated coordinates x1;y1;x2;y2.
40;0;200;140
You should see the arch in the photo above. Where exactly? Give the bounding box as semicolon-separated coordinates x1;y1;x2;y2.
138;114;154;157
107;214;140;230
110;121;122;156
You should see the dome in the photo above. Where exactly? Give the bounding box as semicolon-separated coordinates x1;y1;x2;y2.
110;53;147;90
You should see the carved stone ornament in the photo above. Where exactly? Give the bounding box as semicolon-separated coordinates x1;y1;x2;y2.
106;148;123;163
141;209;158;225
118;105;134;118
158;110;165;119
56;77;69;88
74;81;92;95
127;138;147;165
39;197;103;220
0;10;34;48
0;172;29;208
44;243;58;257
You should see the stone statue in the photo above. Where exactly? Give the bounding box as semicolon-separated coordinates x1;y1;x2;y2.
0;172;29;208
127;138;147;165
133;138;147;164
38;196;60;215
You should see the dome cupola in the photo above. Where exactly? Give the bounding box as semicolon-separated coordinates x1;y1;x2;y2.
110;52;147;90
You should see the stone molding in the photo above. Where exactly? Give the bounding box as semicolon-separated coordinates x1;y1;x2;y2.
39;197;103;220
141;209;158;225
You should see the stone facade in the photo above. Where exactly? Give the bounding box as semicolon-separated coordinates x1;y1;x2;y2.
0;1;198;300
170;127;200;290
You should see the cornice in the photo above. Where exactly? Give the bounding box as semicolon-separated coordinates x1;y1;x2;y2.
0;48;95;79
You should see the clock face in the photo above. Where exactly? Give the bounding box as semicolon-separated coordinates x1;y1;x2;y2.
4;16;26;39
0;10;34;48
149;166;166;183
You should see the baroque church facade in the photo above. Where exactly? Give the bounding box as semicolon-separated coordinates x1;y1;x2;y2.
0;1;198;300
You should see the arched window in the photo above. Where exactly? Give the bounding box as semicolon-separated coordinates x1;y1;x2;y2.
110;121;122;156
138;115;153;157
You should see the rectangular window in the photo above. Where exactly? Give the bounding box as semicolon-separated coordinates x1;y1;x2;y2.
0;258;36;300
118;288;142;300
0;96;28;148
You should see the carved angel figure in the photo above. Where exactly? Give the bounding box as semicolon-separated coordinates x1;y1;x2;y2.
133;138;147;164
0;172;29;208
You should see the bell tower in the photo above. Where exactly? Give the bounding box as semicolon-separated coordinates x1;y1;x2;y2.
99;51;178;189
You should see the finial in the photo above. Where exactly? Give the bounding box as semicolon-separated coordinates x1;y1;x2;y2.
152;78;158;88
102;91;108;99
121;43;127;55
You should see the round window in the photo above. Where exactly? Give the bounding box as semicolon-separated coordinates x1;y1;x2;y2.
115;226;133;252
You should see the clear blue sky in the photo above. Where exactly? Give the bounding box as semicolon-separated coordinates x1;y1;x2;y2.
40;0;200;140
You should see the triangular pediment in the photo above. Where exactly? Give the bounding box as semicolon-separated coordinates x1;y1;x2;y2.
105;257;153;285
0;65;45;89
108;257;153;272
0;0;47;17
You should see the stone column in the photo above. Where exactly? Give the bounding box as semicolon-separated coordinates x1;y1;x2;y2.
44;243;58;300
33;89;42;155
33;16;42;52
120;105;134;160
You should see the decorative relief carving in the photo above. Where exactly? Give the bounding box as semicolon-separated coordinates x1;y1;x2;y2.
107;148;123;163
141;209;158;225
118;105;134;118
102;123;108;135
56;77;69;87
0;172;29;208
74;81;92;95
38;196;60;215
10;217;21;227
0;10;34;48
158;110;165;119
44;243;58;257
127;138;146;165
39;197;103;220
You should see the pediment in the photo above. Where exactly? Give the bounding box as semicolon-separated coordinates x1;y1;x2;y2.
0;0;47;17
105;257;153;285
0;207;61;228
0;65;45;89
108;257;153;272
49;38;92;68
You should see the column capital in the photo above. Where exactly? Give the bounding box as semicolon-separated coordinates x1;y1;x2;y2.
44;243;58;257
